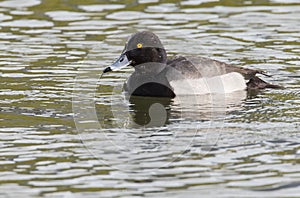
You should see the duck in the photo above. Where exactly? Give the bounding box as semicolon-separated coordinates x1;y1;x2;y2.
103;31;281;98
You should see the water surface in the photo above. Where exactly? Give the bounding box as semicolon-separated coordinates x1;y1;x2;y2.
0;0;299;197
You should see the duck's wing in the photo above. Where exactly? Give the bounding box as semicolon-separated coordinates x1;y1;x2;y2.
166;56;282;89
167;56;265;79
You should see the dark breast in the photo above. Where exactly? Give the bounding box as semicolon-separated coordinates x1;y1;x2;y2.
128;82;175;98
124;69;176;98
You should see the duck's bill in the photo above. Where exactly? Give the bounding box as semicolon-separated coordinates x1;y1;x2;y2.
103;53;132;73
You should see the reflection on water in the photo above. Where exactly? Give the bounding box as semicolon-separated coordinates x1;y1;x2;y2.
128;96;172;127
0;0;299;197
126;90;247;127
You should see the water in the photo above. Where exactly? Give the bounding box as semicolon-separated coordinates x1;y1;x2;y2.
0;0;299;197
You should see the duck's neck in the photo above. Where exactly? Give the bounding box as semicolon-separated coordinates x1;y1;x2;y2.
134;62;167;75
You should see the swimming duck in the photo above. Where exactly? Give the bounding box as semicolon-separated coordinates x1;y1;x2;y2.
103;31;281;98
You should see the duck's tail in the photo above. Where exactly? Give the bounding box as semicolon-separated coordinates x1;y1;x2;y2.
247;76;283;89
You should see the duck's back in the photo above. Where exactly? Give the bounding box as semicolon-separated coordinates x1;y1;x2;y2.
167;56;262;79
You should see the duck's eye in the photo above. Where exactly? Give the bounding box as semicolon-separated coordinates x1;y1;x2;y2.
137;43;143;48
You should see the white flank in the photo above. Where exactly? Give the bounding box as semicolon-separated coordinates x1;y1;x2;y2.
169;72;247;95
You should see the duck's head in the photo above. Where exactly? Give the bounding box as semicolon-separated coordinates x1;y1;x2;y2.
104;31;167;73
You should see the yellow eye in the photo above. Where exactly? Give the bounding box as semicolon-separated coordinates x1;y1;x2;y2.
137;43;143;48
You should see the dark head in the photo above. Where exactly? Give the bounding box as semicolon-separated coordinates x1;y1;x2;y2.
104;31;167;73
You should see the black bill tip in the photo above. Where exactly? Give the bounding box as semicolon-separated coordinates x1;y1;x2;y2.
103;67;112;73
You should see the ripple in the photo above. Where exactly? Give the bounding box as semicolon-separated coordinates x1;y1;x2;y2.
0;0;41;8
181;0;219;5
0;19;53;27
79;4;125;12
45;11;90;21
106;11;163;20
0;13;12;21
146;3;179;13
9;10;34;15
271;0;300;3
139;0;159;3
